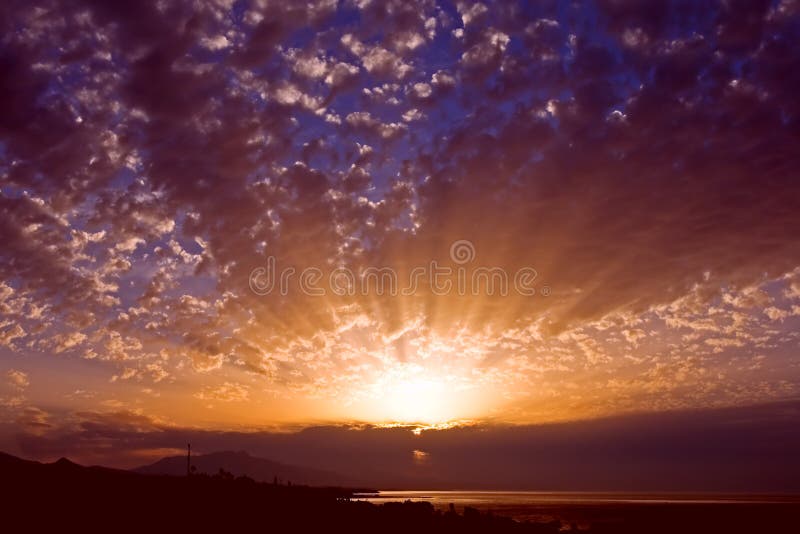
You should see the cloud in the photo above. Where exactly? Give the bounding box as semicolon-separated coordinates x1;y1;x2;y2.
410;82;432;98
0;0;799;431
341;34;414;78
461;29;510;67
200;35;231;51
195;382;250;403
52;332;89;354
0;324;26;348
346;111;408;138
7;370;29;390
1;369;29;407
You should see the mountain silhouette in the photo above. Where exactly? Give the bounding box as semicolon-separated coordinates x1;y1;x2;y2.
133;449;356;486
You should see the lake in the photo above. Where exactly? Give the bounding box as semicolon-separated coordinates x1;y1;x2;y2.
354;491;800;527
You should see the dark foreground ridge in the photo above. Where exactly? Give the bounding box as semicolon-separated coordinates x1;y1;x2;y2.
2;452;798;533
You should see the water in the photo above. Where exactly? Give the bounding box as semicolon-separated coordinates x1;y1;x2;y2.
354;491;800;525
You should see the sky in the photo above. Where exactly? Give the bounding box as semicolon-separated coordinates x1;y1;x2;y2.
1;0;800;478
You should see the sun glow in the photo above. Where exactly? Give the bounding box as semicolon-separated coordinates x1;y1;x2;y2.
376;376;471;425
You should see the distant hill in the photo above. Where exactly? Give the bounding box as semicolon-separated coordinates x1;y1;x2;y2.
133;450;356;486
0;450;135;477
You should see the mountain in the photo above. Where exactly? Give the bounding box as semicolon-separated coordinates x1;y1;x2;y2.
0;450;135;478
133;450;356;486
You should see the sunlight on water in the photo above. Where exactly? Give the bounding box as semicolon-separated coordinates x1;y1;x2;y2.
355;491;800;523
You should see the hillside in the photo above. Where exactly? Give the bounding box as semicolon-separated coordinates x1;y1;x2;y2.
133;449;356;487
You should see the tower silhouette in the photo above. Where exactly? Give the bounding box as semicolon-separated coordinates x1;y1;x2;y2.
186;443;191;477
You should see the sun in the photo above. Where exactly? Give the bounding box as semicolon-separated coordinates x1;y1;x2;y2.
379;376;460;424
351;357;492;426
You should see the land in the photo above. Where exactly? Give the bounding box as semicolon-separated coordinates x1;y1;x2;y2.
133;449;356;487
2;452;798;533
